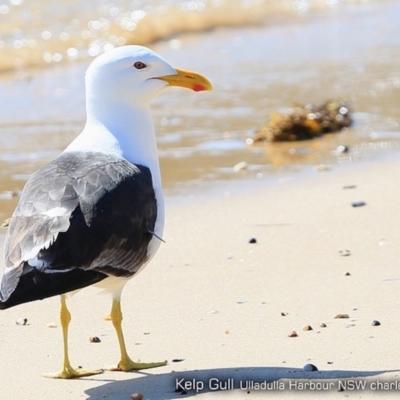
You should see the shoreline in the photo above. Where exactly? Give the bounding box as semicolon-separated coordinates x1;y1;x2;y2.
1;155;400;398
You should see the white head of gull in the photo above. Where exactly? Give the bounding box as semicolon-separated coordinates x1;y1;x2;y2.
0;45;212;379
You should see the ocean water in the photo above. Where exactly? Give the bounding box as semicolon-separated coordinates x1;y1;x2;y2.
0;0;383;73
0;0;400;220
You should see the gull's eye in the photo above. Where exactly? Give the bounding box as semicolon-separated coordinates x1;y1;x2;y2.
133;61;147;69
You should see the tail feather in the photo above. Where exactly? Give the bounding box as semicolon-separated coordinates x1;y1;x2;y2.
0;267;107;310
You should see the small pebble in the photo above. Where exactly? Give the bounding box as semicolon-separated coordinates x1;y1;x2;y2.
288;331;298;337
339;249;351;257
351;201;366;207
302;325;313;331
46;322;57;328
130;393;143;400
172;359;185;363
233;161;248;172
225;329;230;334
281;312;288;316
89;336;101;343
334;313;349;319
303;363;318;372
248;238;257;244
1;218;10;228
316;164;331;171
378;239;390;246
15;318;28;326
327;361;333;364
371;320;381;326
208;310;218;314
344;271;351;276
319;323;327;328
336;145;349;153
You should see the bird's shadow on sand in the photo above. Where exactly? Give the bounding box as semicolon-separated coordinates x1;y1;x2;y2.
84;365;397;399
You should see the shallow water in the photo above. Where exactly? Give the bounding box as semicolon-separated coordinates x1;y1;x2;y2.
0;0;400;221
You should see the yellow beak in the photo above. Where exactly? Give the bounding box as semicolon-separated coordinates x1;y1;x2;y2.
157;68;213;92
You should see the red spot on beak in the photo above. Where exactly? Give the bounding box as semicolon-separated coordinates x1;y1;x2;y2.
193;83;206;92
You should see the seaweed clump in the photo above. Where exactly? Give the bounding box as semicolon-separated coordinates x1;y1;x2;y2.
254;101;352;142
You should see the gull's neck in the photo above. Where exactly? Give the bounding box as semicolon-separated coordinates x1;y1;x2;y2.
64;98;162;190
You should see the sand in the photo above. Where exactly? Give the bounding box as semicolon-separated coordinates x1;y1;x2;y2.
1;157;400;399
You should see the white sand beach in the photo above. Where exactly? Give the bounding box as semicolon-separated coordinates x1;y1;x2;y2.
1;157;400;399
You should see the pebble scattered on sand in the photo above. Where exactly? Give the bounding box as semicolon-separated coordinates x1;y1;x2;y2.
351;201;366;207
288;331;298;337
248;238;257;244
281;312;288;316
303;364;318;372
319;323;327;328
344;272;351;276
316;164;331;172
378;238;390;246
371;320;381;326
172;359;185;363
334;314;349;319
15;318;28;326
89;336;101;343
233;161;248;172
1;218;10;228
130;393;144;400
0;190;20;200
336;145;349;154
302;325;313;331
339;249;351;257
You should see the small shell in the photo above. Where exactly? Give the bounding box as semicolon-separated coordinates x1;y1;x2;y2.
130;393;144;400
89;336;101;343
288;330;298;337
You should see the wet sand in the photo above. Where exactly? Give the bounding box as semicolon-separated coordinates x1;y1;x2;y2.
1;156;400;399
1;0;400;224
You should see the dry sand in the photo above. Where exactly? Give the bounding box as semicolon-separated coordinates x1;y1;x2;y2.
1;157;400;399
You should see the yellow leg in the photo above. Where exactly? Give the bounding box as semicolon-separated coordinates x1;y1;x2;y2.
43;295;104;379
107;298;167;371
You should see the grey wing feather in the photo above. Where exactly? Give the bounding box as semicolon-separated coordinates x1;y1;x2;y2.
1;161;77;300
0;152;133;301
